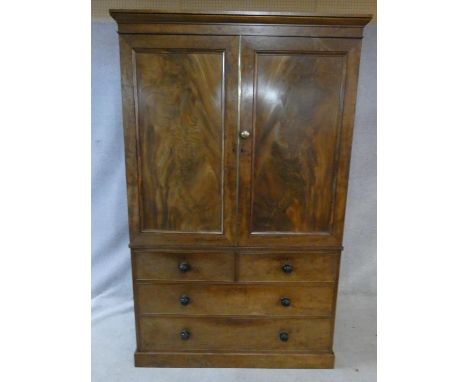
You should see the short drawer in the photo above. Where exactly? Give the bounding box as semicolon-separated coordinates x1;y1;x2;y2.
139;316;332;352
238;253;339;282
133;251;234;281
137;283;335;317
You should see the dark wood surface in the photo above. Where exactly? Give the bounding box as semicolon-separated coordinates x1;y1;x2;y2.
110;9;372;17
133;251;235;281
250;52;345;234
110;9;371;39
137;283;335;316
238;36;362;246
111;9;370;369
238;252;339;282
110;9;371;27
135;351;335;368
118;34;239;246
135;49;224;233
139;316;332;352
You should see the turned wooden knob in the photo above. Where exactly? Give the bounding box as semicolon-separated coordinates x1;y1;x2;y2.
179;295;190;306
180;330;191;340
178;262;191;273
279;331;289;342
281;264;293;273
280;297;291;307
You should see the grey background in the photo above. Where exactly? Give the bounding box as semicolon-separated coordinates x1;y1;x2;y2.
92;20;376;382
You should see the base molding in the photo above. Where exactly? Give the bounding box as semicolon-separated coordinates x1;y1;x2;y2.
135;351;335;368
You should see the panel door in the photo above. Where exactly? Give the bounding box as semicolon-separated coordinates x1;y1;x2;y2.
238;36;362;246
118;35;239;246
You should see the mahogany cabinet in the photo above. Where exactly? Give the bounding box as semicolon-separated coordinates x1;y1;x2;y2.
110;9;371;368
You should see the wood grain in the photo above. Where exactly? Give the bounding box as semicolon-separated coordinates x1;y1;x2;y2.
116;23;365;38
135;351;335;368
238;252;339;282
139;316;333;352
251;52;345;234
133;251;234;281
111;10;370;369
238;36;362;247
137;283;335;316
118;34;239;246
109;9;372;26
135;50;223;232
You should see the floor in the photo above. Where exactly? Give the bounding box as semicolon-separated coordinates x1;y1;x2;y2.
92;293;376;382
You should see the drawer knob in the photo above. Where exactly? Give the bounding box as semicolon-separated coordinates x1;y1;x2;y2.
281;264;293;273
180;329;191;340
178;262;191;273
179;295;191;306
279;331;289;342
280;297;291;307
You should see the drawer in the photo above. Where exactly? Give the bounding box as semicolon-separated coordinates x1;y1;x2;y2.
133;251;234;281
238;253;339;282
137;283;334;317
139;316;332;352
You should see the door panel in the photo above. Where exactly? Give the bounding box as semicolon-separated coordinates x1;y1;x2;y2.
238;36;362;246
252;53;344;233
118;35;239;246
135;51;223;233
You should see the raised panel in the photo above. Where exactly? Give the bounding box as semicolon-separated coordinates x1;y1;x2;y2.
135;50;224;233
118;34;238;246
251;52;345;234
238;36;362;246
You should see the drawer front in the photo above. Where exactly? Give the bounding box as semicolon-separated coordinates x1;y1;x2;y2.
134;251;234;281
139;316;332;352
238;253;339;282
137;283;334;317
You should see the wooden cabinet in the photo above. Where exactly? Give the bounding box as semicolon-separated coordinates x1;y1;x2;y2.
110;9;371;369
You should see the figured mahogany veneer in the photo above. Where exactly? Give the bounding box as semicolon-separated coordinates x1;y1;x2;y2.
139;316;333;352
238;252;340;282
137;283;335;316
133;251;235;282
111;9;371;369
135;50;224;233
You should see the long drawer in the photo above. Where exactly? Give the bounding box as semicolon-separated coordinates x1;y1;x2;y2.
137;283;335;317
139;316;333;352
133;251;234;281
238;252;339;282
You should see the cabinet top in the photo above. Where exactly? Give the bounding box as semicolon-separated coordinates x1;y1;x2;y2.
109;9;372;26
